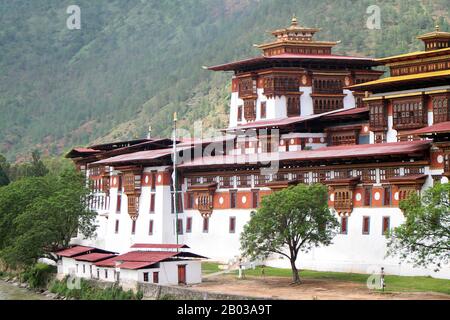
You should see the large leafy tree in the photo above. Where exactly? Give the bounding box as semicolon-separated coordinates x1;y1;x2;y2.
240;184;339;284
0;169;97;268
388;183;450;271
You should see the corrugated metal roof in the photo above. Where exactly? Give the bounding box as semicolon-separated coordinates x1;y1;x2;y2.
401;121;450;136
131;244;190;249
56;246;95;258
74;253;117;262
116;261;155;270
179;140;430;168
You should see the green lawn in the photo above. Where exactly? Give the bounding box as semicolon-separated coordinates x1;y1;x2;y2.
203;263;450;295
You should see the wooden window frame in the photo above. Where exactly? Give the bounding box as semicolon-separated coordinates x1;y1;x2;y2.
202;217;209;233
362;216;371;235
340;217;348;235
148;220;154;235
115;220;120;234
186;217;192;233
229;217;236;234
382;216;391;235
230;190;237;209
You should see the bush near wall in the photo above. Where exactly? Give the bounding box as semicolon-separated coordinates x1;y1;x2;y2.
49;278;143;300
21;263;56;288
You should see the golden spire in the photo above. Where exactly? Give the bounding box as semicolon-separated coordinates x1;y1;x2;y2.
436;24;440;32
291;14;298;27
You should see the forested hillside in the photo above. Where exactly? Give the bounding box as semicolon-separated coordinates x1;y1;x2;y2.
0;0;449;161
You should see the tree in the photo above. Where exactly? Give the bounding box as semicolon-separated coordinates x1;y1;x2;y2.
0;154;10;186
388;183;450;271
29;150;49;177
240;184;339;284
0;169;97;268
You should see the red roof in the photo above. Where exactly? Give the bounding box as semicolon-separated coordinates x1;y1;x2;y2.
114;251;178;263
94;257;118;268
323;107;369;119
227;108;353;131
74;253;117;262
208;53;379;71
131;244;190;249
179;141;431;168
116;261;155;270
92;146;192;165
401;122;450;136
57;246;95;258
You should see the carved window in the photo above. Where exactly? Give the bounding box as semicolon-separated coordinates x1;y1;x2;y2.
219;176;233;189
238;77;256;98
375;132;386;144
254;175;270;187
330;132;357;146
393;98;426;130
287;96;300;117
244;99;256;122
361;169;377;183
263;75;300;97
313;97;344;114
334;189;353;211
404;167;424;176
432;95;450;124
123;172;142;194
313;78;344;94
369;102;387;130
379;168;400;181
127;194;140;217
236;175;252;188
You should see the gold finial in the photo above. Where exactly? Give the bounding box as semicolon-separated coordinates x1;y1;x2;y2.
173;112;178;122
291;14;298;27
436;24;440;32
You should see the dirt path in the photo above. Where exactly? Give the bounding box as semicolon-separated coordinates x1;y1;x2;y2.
191;275;450;300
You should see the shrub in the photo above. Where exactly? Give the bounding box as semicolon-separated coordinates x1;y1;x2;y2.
22;263;56;288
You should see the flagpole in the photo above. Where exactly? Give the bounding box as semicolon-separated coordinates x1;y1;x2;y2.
172;112;179;249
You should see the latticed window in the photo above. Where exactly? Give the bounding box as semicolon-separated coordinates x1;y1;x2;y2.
272;172;289;182
254;175;270;187
313;78;343;94
219;176;233;189
369;102;387;130
393;98;426;130
263;75;300;97
244;99;257;121
287;96;300;117
238;77;256;98
404;167;424;175
362;169;377;183
236;175;252;188
334;190;353;211
123;172;141;194
313;97;344;114
260;102;267;119
330;132;357;146
379;168;400;181
432;94;450;124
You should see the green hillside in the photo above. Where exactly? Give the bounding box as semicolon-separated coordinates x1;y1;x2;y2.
0;0;449;161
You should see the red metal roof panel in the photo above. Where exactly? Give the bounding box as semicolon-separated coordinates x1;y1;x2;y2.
179;141;431;168
401;121;450;136
56;246;95;258
131;244;190;249
116;261;155;270
114;251;178;263
74;253;117;262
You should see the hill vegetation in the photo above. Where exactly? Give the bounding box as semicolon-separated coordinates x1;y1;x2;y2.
1;0;449;161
